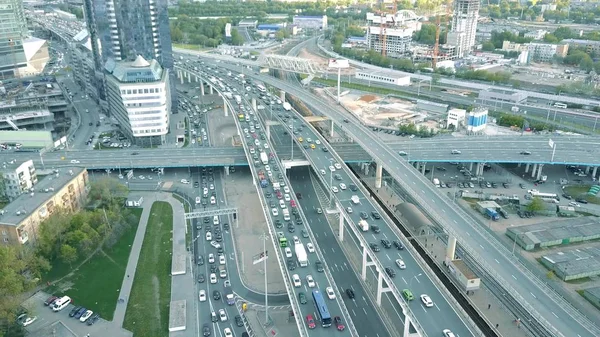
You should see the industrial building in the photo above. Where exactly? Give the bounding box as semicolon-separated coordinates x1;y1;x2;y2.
582;286;600;309
105;55;172;147
447;0;479;58
447;108;466;130
478;89;527;103
416;100;448;115
0;159;37;201
292;15;327;30
541;246;600;281
365;10;421;58
355;71;410;86
506;217;600;251
447;259;480;291
467;107;488;134
0;167;88;245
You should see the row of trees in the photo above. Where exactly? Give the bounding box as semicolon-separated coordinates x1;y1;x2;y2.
0;178;136;333
398;123;436;137
170;16;244;47
495;112;551;131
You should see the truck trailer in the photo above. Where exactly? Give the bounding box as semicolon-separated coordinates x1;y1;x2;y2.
260;152;269;165
283;102;292;111
295;243;308;267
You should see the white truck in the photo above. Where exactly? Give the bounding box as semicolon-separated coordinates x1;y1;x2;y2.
273;182;281;190
224;92;233;99
295;243;308;267
283;208;290;221
260;152;269;165
351;195;360;204
234;95;242;104
358;220;369;232
511;106;520;113
433;178;440;187
282;102;292;111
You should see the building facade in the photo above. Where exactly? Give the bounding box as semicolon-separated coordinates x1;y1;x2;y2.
365;11;421;58
447;0;479;58
562;39;600;55
0;0;28;78
447;108;466;130
105;55;171;147
0;159;37;201
356;71;410;86
0;167;88;245
292;15;328;30
502;41;569;62
467;107;488;134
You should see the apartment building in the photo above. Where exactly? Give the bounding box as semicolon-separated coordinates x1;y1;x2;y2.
0;159;37;201
502;41;569;62
562;39;600;55
0;167;88;245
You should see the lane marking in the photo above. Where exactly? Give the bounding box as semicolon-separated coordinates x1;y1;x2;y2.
530;292;537;299
512;275;517;280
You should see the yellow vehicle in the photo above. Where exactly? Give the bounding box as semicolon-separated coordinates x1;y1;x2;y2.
310;144;316;149
298;137;303;142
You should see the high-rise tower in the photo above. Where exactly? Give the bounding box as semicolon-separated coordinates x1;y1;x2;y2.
447;0;479;58
0;0;28;78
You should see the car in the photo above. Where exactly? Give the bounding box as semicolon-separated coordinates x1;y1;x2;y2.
199;290;207;302
213;290;221;300
299;292;307;304
331;186;339;193
219;255;226;265
398;151;408;156
86;313;100;326
69;306;82;317
287;258;297;270
402;289;414;301
301;229;309;238
385;267;396;277
211;311;218;323
322;147;329;152
396;259;406;269
203;323;212;336
235;315;244;327
451;149;461;154
315;260;324;272
306;242;315;253
443;329;457;337
70;160;80;164
576;198;589;204
22;316;37;327
381;239;392;249
208;253;215;264
198;274;205;283
339;183;347;190
562;193;572;200
371;225;381;233
197;255;204;265
306;275;316;287
219;309;228;322
326;286;336;299
334;163;342;170
569;201;580;207
206;232;212;241
292;274;301;287
369;243;380;252
210;273;217;284
288;223;295;233
393;240;404;250
293;236;300;245
74;307;87;319
520;151;531;155
347;207;353;213
272;208;279;216
316;207;322;214
371;211;381;219
328;165;336;172
80;310;93;322
359;211;369;219
306;314;316;329
210;241;220;249
285;247;293;258
420;294;434;307
334;316;345;331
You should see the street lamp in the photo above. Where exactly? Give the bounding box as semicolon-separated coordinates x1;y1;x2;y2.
260;233;270;324
409;273;422;287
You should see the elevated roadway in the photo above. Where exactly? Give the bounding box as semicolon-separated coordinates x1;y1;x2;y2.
189;59;600;337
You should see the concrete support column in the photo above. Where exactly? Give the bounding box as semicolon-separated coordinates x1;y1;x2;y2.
180;71;184;84
376;270;385;306
414;162;420;170
469;162;474;172
446;236;457;261
177;69;181;79
200;82;205;96
361;245;369;280
252;98;257;112
330;120;334;138
280;90;286;102
517;163;522;167
403;313;412;337
586;166;591;174
593;166;598;179
209;86;214;95
525;163;530;173
224;166;229;176
186;72;191;83
375;163;383;189
536;164;544;180
421;163;426;175
195;75;199;82
531;163;538;178
338;213;344;242
223;98;228;117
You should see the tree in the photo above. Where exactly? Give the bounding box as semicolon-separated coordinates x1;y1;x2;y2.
0;246;28;324
60;244;78;269
526;197;545;213
482;41;496;51
230;29;244;46
275;30;285;41
87;177;128;207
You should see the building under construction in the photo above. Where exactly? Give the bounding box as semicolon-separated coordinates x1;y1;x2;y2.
366;10;421;58
447;0;480;58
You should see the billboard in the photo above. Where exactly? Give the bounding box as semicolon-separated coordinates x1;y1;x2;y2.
328;58;349;69
225;23;232;38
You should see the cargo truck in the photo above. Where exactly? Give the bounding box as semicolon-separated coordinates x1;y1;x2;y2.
224;92;232;99
358;219;369;231
260;152;269;165
234;95;242;104
224;281;235;305
485;208;499;221
283;102;292;111
295;243;308;267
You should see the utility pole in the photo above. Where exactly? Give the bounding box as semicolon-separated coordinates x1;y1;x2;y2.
261;233;270;324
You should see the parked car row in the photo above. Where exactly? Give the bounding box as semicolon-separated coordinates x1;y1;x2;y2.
44;295;100;326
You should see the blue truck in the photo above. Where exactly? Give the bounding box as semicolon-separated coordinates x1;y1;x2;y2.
485;208;500;221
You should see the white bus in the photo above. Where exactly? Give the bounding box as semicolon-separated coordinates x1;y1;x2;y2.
52;296;72;312
553;102;567;109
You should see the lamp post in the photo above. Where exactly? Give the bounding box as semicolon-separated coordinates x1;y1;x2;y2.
409;273;422;287
260;233;270;324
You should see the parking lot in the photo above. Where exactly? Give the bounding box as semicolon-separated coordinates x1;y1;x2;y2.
22;291;131;337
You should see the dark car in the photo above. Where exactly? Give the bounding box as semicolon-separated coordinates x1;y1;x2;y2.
194;181;200;188
381;239;392;249
215;233;223;242
349;184;358;191
197;255;204;265
203;217;210;224
265;192;272;198
322;147;329;152
296;192;302;199
301;229;309;238
299;292;307;304
198;274;205;283
576;199;589;204
213;290;221;300
334;316;345;331
275;220;283;228
520;151;531;155
346;288;355;299
288;224;295;233
393;240;404;250
210;265;218;273
287;258;297;270
86;313;100;326
223;223;229;231
69;306;82;317
44;296;58;306
203;323;212;336
315;260;324;272
369;243;380;252
371;211;381;219
360;211;369;220
385;267;396;277
562;194;572;200
235;315;244;327
74;307;87;319
371;225;381;233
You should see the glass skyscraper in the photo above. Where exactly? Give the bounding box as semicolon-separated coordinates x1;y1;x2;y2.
0;0;28;78
83;0;176;113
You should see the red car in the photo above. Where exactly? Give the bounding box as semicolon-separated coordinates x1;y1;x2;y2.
306;314;316;329
290;200;297;208
334;316;345;331
44;296;58;306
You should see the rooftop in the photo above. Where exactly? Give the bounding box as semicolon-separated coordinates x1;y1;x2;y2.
105;55;164;83
452;259;478;279
507;216;600;246
0;159;32;173
0;167;86;226
542;246;600;276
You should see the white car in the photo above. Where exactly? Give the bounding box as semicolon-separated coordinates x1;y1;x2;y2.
203;187;209;195
224;328;233;337
195;196;201;204
264;143;269;149
292;274;301;287
443;329;456;337
339;183;347;190
420;294;434;307
219;309;228;322
70;160;80;164
328;166;336;172
306;138;312;143
331;186;339;193
284;186;290;193
285;247;293;258
265;165;271;171
208;253;215;264
396;259;406;269
181;179;190;184
451;150;461;154
138;175;145;180
320;169;326;175
79;310;93;322
199;290;207;302
22;316;37;327
210;196;216;204
306;275;316;288
206;231;212;241
210;273;217;284
284;194;291;201
219;255;226;265
569;201;580;207
326;287;336;300
315;140;321;145
272;208;279;216
334;163;342;170
306;242;315;253
209;183;214;190
347;207;353;213
293;236;300;245
210;241;221;249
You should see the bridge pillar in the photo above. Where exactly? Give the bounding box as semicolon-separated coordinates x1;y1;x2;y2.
517;163;522;167
280;90;286;102
195;75;199;82
403;312;412;337
375;163;383;188
179;71;184;84
376;269;384;306
525;163;530;173
586;166;591;174
421;163;426;175
593;166;598;179
361;244;375;280
536;164;544;180
531;164;538;178
224;166;230;176
330;120;334;138
187;72;191;83
446;236;457;261
338;212;344;242
200;82;205;95
223;98;228;117
252;98;257;112
414;162;419;170
469;162;474;172
209;86;214;95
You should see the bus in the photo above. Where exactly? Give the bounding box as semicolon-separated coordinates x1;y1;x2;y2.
312;290;332;327
238;114;245;122
256;84;266;93
553;102;567;109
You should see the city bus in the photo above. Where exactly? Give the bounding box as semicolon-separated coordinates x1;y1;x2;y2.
553;102;567;109
312;290;332;327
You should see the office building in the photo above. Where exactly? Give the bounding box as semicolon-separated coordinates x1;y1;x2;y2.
0;0;28;78
0;167;88;245
447;108;466;130
83;0;177;114
467;107;488;134
447;0;479;58
105;55;171;147
365;10;421;58
292;15;328;30
0;159;37;201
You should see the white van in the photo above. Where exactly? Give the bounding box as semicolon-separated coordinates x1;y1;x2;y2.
52;296;72;312
213;216;219;225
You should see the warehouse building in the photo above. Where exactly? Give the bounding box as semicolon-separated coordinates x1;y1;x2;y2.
356;71;410;86
541;246;600;281
478;89;527;103
506;217;600;251
582;286;600;309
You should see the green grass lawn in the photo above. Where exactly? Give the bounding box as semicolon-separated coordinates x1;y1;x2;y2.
44;208;143;320
564;184;600;205
123;202;173;337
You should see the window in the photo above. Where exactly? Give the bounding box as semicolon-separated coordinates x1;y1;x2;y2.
133;89;137;94
127;90;132;94
144;89;149;94
3;238;8;243
1;230;7;236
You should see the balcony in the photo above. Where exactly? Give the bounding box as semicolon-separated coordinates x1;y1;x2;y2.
17;229;29;244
